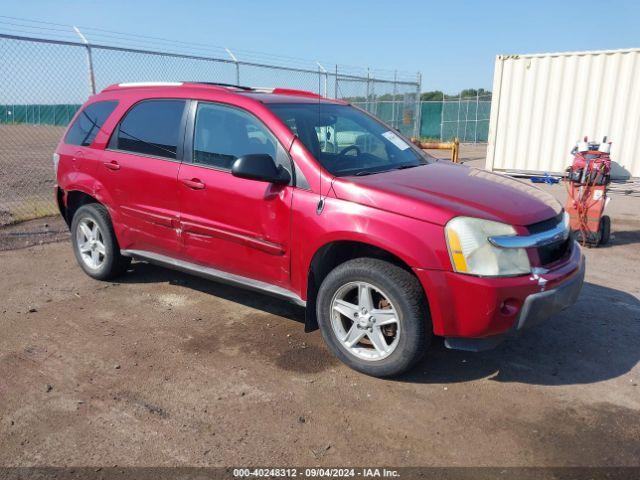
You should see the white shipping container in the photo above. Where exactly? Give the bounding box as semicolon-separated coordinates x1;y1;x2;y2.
486;48;640;179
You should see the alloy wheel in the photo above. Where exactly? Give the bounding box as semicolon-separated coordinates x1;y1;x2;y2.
330;281;401;361
76;217;107;269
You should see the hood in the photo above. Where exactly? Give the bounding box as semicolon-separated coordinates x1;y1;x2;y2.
331;161;562;227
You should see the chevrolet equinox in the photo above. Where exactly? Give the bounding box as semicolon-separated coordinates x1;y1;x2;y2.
54;82;585;377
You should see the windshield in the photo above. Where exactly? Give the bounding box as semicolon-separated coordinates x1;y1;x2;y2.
267;103;428;176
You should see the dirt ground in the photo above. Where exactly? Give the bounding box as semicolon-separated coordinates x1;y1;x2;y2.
1;151;639;468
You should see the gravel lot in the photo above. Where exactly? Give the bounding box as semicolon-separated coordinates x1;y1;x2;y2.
0;149;639;468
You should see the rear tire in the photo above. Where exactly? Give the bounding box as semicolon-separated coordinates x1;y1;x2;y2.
316;258;431;377
70;203;130;280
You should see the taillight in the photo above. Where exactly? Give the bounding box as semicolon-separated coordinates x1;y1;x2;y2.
53;152;60;172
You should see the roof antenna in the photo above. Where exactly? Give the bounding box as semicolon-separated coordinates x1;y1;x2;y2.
316;64;325;215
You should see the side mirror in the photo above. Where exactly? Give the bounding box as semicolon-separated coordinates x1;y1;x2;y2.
231;154;291;185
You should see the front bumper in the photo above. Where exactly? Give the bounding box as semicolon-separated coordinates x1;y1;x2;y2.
513;257;585;331
414;241;585;348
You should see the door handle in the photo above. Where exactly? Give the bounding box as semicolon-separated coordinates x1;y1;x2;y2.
103;161;120;171
181;178;206;190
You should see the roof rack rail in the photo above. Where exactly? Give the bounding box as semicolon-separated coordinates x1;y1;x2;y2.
102;82;323;99
187;81;254;91
252;87;322;98
117;81;183;87
102;81;184;91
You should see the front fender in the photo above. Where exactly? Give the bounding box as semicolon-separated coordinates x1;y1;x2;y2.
291;191;450;300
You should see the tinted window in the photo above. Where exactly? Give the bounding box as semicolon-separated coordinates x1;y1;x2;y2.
65;101;118;146
111;100;185;159
193;102;278;170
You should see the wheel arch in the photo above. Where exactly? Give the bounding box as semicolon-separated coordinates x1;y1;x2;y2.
62;189;100;226
303;240;429;333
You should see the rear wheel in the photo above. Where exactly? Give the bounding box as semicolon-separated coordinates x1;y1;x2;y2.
316;258;430;377
71;203;130;280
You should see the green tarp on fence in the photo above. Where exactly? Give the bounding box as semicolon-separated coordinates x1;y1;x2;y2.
1;101;492;142
420;102;443;139
440;100;491;142
0;104;81;126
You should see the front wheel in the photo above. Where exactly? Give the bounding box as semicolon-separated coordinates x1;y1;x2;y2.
316;258;431;377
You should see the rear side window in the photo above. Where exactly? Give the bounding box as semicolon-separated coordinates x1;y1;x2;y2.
65;101;118;146
110;99;186;159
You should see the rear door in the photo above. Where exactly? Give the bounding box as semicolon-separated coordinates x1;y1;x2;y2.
177;101;294;287
99;99;187;256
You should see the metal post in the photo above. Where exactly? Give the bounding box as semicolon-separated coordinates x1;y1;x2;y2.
414;72;422;138
463;95;470;142
225;48;240;86
456;92;462;140
391;70;397;128
474;91;480;143
371;78;377;116
440;92;445;141
73;26;96;95
316;62;328;97
366;68;371;113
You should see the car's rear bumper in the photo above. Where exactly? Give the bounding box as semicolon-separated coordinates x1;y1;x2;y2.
414;241;585;346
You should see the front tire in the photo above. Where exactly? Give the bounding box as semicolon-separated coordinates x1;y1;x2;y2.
316;258;431;377
71;203;130;280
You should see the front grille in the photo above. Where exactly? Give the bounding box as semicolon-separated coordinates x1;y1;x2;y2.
527;212;563;234
527;212;571;266
537;237;571;265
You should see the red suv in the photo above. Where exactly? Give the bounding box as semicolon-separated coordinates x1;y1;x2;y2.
54;82;585;377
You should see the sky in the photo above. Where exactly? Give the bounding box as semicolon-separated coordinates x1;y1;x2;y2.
2;0;640;93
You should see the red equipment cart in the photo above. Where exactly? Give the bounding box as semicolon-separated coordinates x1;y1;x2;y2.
564;136;612;247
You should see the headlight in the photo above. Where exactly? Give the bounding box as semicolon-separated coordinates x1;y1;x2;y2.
445;217;531;276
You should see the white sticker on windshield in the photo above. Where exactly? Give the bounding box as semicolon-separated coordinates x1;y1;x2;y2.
382;130;410;150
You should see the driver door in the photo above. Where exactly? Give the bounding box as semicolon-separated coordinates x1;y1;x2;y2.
177;101;294;287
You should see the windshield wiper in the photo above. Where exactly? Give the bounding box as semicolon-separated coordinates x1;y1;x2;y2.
354;170;377;176
395;163;422;170
353;163;423;176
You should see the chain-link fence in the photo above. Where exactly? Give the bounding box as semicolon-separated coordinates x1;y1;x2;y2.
420;94;492;142
351;95;492;143
0;33;421;225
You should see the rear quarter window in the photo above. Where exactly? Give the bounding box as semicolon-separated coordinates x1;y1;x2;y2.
64;100;118;146
108;99;186;159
